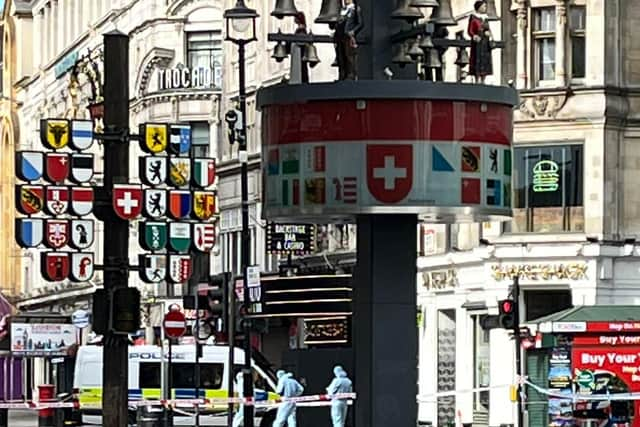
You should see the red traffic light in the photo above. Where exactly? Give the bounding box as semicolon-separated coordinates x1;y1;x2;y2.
500;299;515;314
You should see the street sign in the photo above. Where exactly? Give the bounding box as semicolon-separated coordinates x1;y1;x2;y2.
112;185;143;220
72;309;90;329
163;309;187;339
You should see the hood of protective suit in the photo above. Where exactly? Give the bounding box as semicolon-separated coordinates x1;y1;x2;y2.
277;369;286;379
333;366;347;378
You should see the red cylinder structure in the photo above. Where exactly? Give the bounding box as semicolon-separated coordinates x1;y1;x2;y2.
38;384;55;427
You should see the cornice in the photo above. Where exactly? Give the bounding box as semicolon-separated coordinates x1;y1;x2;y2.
130;89;220;113
134;47;175;97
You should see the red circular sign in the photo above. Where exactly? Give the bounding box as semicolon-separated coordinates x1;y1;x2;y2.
163;309;186;338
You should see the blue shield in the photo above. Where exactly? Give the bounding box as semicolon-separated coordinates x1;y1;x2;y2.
16;151;44;182
16;218;44;248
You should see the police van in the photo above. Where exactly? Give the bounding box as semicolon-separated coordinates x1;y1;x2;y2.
73;344;279;426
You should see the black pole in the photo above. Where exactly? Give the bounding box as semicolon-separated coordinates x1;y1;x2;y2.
512;275;523;427
100;31;130;427
167;338;173;426
238;39;255;427
227;273;236;427
194;289;201;427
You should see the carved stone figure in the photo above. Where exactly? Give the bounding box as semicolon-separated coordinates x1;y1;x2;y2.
334;0;363;80
467;0;494;83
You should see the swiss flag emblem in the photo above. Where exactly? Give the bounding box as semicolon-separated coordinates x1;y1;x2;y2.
366;144;413;203
112;185;143;220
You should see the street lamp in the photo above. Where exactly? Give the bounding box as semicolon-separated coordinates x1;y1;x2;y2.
224;2;258;427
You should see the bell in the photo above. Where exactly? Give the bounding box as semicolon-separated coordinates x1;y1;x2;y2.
455;47;469;67
419;34;434;50
271;0;298;19
486;0;499;21
315;0;341;24
272;42;288;63
407;38;424;60
302;43;320;68
392;43;414;68
429;0;456;26
423;48;442;69
410;0;439;7
391;0;424;22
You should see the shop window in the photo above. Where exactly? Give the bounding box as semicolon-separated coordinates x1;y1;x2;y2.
524;289;573;322
511;144;584;233
569;6;586;79
472;315;490;413
186;32;222;88
533;8;556;83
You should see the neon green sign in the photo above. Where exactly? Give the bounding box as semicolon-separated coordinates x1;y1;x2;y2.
532;160;559;192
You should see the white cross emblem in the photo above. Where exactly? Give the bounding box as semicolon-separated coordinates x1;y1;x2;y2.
117;191;139;215
373;156;407;190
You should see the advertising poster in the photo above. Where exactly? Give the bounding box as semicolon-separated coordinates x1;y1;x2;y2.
572;345;640;427
11;322;76;357
548;347;574;427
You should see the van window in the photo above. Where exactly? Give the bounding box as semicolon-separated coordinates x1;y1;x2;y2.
233;365;274;392
140;363;161;388
172;363;223;389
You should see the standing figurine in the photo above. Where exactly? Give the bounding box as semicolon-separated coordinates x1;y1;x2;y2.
326;366;353;427
290;12;310;84
467;0;493;83
273;370;304;427
334;0;363;80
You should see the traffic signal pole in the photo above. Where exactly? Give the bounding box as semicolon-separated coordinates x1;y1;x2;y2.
100;31;130;427
512;275;523;427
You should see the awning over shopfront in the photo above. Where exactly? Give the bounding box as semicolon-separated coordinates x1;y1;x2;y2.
531;305;640;334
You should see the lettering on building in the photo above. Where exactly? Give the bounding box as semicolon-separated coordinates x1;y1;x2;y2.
157;66;220;91
491;263;588;281
422;269;457;291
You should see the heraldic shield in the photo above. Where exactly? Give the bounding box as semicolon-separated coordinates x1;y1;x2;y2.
139;254;167;284
70;187;94;217
167;254;192;283
15;218;44;248
45;219;70;249
44;153;70;184
45;186;69;216
16;151;44;182
70;120;94;151
70;219;94;250
70;253;94;282
168;158;191;187
70;154;94;184
16;185;44;215
193;191;216;220
139;221;168;252
144;189;167;219
140;123;168;154
41;252;70;281
140;156;168;187
193;223;215;252
40;119;70;150
168;222;191;253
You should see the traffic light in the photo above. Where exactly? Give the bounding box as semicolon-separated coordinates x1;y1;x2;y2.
112;287;141;334
92;289;109;335
206;273;231;333
498;299;517;329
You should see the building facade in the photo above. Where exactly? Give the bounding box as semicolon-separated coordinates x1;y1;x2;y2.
418;1;640;426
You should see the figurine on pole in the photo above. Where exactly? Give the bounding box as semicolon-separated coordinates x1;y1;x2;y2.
467;0;494;83
334;0;363;80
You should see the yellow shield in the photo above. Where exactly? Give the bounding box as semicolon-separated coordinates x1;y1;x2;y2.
143;124;168;153
42;119;70;149
193;191;216;220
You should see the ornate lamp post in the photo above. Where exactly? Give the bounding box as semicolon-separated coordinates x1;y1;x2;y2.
223;2;258;427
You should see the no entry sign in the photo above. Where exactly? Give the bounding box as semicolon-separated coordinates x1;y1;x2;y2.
163;309;186;338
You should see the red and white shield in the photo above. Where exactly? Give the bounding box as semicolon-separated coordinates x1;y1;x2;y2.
45;186;69;216
70;187;94;216
45;219;70;249
366;144;413;203
167;255;193;283
41;252;70;281
44;153;70;184
70;253;94;282
193;223;216;252
112;185;143;220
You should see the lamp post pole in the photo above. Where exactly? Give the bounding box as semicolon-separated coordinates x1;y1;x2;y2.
224;3;258;426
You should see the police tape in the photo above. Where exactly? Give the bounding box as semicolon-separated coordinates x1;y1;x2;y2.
0;392;358;411
416;384;512;402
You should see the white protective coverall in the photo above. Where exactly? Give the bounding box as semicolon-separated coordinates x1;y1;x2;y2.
326;366;353;427
273;370;304;427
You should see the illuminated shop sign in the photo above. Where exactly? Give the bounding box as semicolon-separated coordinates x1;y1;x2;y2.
158;66;221;91
266;223;316;255
532;160;560;192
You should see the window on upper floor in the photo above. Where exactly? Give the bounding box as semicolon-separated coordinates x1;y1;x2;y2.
190;121;210;158
510;144;584;233
533;7;556;83
570;6;586;79
186;32;223;89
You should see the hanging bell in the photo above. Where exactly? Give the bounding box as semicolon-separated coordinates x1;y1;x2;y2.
272;42;288;63
315;0;341;24
271;0;298;19
455;47;469;67
407;38;424;60
302;43;320;68
486;0;500;21
423;48;442;69
419;34;434;50
391;0;424;23
410;0;439;7
429;0;456;25
392;43;414;68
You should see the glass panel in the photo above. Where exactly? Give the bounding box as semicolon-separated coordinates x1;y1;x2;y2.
191;122;209;146
532;207;564;233
572;36;586;78
473;316;490;411
538;38;556;81
171;363;224;389
536;8;556;32
437;310;456;427
570;7;586;31
139;362;161;388
524;290;572;321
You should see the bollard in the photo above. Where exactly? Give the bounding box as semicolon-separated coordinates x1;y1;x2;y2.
38;384;55;427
